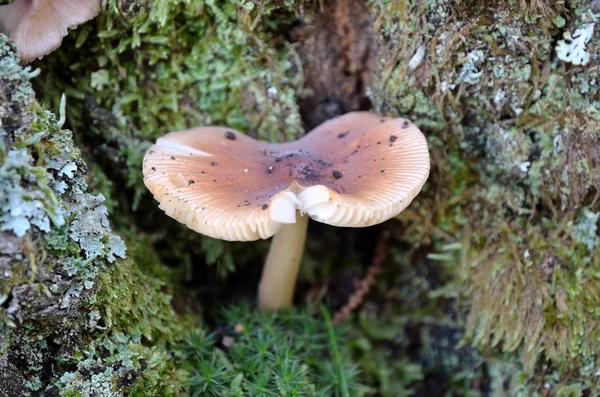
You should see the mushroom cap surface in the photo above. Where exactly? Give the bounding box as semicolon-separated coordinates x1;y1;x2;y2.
143;112;430;241
0;0;99;62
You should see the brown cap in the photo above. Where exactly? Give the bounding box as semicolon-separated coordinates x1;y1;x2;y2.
143;112;430;241
0;0;100;62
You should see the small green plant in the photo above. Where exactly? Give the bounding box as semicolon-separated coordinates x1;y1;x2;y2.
179;303;368;396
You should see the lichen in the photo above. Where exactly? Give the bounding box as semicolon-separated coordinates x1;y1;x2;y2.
0;33;186;395
366;0;600;393
0;148;63;236
556;22;595;65
54;257;190;396
67;193;126;262
0;72;67;237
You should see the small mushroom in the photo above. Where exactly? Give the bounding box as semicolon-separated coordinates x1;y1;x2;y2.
0;0;100;62
142;112;430;310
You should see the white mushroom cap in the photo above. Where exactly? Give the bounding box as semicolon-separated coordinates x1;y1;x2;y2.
143;112;430;241
0;0;100;62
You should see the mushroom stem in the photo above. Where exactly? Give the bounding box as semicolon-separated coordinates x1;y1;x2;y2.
258;212;309;310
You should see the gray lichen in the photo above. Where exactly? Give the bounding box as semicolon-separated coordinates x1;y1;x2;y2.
67;193;126;262
0;33;184;395
0;147;63;236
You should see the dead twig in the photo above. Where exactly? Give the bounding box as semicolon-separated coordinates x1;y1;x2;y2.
333;234;389;325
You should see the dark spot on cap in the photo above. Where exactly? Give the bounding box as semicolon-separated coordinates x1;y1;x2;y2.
338;131;348;138
377;141;381;145
211;161;217;166
151;167;156;171
402;120;409;128
332;170;342;179
224;130;236;140
201;171;205;174
213;179;217;182
380;170;385;173
380;118;385;123
189;180;195;184
262;204;268;210
287;153;294;158
389;135;397;142
276;157;283;162
171;156;176;160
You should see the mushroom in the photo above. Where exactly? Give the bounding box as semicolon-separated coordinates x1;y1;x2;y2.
0;0;100;62
142;112;430;310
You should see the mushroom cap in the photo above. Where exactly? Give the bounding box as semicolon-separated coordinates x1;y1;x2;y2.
0;0;99;62
143;112;430;241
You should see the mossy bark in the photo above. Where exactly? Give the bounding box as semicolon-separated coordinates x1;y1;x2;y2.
2;0;600;395
0;37;186;395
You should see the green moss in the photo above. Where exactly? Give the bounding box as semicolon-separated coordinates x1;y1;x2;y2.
179;303;367;396
95;259;182;341
462;218;600;375
36;0;304;203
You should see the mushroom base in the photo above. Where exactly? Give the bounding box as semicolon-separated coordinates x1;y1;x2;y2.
258;212;309;310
